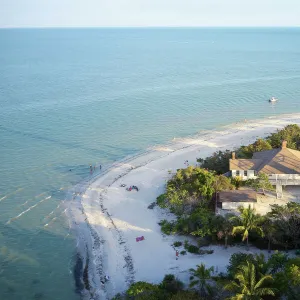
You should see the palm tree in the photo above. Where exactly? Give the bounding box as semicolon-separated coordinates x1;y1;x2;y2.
224;261;276;300
231;205;264;250
215;214;234;249
189;263;214;297
261;217;276;253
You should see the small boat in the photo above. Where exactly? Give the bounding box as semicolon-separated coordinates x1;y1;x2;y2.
269;97;278;103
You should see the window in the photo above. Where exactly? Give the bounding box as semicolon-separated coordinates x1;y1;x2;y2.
254;171;258;176
244;170;247;176
236;170;240;176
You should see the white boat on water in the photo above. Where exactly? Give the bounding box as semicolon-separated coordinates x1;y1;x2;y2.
269;97;278;103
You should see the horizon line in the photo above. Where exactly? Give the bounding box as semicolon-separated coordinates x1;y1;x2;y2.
1;25;300;30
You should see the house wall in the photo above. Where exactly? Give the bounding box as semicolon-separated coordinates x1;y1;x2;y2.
231;170;257;180
222;202;255;210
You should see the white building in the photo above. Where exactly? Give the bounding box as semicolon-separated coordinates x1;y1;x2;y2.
217;190;257;210
229;141;300;198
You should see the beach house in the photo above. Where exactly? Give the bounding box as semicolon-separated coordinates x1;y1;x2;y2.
217;190;257;210
229;141;300;198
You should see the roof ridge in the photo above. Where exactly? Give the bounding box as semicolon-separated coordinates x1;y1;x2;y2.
256;148;281;172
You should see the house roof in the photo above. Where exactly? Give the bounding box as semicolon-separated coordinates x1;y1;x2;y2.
229;159;263;171
258;148;300;174
218;190;257;203
229;144;300;174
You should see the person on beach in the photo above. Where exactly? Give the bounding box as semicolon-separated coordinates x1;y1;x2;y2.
99;165;102;170
176;250;179;260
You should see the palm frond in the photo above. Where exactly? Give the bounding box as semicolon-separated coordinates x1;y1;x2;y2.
224;281;240;292
189;279;199;288
232;226;245;235
254;275;273;289
255;287;276;296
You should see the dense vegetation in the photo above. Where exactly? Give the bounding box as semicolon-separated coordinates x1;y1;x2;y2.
159;201;300;252
198;124;300;174
113;252;300;300
156;164;287;251
157;166;233;215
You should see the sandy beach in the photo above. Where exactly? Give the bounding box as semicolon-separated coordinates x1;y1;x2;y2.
68;113;300;300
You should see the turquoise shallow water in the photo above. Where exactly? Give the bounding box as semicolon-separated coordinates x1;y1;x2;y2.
0;28;300;300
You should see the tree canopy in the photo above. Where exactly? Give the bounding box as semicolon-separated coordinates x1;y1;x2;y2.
158;166;233;215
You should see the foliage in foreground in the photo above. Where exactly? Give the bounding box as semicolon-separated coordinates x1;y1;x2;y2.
113;252;300;300
225;261;276;300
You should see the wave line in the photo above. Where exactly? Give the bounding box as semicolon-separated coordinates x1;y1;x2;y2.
6;196;51;224
0;188;24;202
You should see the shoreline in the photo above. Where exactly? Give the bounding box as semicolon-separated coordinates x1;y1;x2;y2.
67;112;300;300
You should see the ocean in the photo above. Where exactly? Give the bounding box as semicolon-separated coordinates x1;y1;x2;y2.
0;27;300;300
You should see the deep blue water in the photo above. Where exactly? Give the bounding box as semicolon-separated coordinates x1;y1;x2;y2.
0;28;300;300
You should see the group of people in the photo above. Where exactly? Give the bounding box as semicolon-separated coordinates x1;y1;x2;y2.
89;164;102;173
184;160;189;166
126;185;139;192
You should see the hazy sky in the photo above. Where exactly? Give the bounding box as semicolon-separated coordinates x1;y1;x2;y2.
1;0;300;28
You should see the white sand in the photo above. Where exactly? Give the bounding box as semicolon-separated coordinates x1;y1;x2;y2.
68;113;300;300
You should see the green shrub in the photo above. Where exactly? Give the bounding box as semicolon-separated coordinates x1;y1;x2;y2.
127;281;159;296
198;249;214;255
183;240;199;254
184;240;189;249
180;250;187;255
160;274;183;294
148;202;156;209
156;194;167;208
227;252;255;278
186;244;199;254
159;220;176;235
267;251;289;274
173;241;182;247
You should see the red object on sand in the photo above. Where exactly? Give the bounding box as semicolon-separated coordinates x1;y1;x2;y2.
136;236;145;242
176;251;179;257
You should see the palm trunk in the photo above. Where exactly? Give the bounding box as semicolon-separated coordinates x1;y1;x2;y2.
225;235;228;249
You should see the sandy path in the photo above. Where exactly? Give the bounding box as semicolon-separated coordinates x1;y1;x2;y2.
68;113;300;300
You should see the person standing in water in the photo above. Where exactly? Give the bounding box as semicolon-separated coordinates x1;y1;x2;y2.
99;165;102;170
